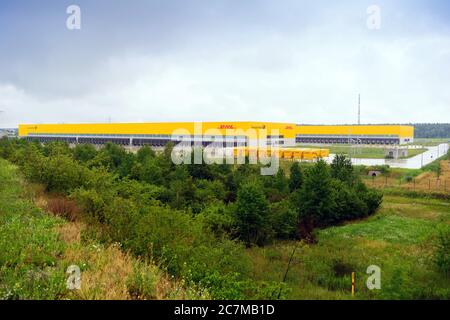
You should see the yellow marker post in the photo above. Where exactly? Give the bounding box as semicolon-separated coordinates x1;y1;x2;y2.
351;272;355;297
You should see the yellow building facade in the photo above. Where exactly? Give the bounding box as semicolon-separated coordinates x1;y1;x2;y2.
18;122;414;146
295;125;414;145
19;122;297;147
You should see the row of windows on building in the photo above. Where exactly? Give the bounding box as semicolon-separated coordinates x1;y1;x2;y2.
24;136;250;147
25;135;401;146
295;137;400;145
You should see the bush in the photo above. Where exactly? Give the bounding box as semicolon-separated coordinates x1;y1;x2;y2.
136;146;156;163
43;141;72;157
45;197;79;222
269;200;298;239
331;179;368;222
41;154;88;193
292;157;382;240
71;188;112;222
197;203;236;237
235;179;271;246
289;162;303;192
73;144;97;163
124;204;254;298
294;160;335;228
331;154;354;184
126;261;159;299
103;197;139;244
134;158;164;185
194;179;226;204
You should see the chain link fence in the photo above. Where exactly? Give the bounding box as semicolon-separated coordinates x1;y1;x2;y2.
366;176;450;193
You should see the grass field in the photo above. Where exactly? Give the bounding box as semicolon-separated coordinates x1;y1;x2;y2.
247;194;450;299
294;144;427;159
409;138;450;147
361;159;450;194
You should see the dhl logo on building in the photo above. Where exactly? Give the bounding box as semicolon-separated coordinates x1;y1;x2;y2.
218;124;235;129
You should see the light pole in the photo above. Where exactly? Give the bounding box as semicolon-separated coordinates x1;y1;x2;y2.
421;143;424;168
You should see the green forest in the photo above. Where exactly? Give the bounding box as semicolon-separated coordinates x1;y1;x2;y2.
410;123;450;138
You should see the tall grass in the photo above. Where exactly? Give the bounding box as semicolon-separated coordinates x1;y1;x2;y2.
247;194;450;299
0;159;205;300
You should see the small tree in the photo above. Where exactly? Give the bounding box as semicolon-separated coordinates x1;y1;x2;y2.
274;167;289;194
331;154;354;184
235;179;270;246
43;141;71;157
139;158;164;185
73;144;97;163
293;159;335;241
289;162;303;192
136;146;156;163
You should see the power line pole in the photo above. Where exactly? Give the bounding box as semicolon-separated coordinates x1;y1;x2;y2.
358;94;361;125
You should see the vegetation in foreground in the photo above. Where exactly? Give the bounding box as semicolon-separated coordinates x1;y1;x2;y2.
1;138;448;299
248;194;450;299
0;158;206;299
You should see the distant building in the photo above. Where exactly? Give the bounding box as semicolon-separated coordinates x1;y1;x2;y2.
295;125;414;145
18;122;296;147
0;128;18;138
384;147;409;159
18;122;414;147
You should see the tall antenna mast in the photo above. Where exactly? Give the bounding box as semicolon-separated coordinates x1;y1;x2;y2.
357;94;361;125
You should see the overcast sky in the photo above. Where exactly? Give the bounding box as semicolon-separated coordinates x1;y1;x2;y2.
1;0;449;127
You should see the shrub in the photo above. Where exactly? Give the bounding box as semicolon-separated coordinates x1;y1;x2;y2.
331;154;354;184
294;160;335;228
43;141;72;157
197;203;236;237
331;179;368;222
45;197;79;222
115;178;163;207
126;260;160;300
194;179;226;205
73;144;97;163
235;179;271;246
41;154;88;193
103;197;139;244
289;162;303;192
135;158;164;185
126;204;253;299
136;146;156;163
71;188;112;222
269;200;298;239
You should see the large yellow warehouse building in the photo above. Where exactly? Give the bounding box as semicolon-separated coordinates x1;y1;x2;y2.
18;122;414;147
295;125;414;145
